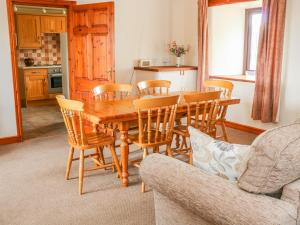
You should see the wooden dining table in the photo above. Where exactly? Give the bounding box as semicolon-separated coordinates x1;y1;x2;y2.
83;91;240;187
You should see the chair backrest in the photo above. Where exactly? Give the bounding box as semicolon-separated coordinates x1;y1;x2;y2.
204;80;233;98
137;80;171;96
184;91;221;136
133;95;179;145
56;95;87;146
92;83;133;101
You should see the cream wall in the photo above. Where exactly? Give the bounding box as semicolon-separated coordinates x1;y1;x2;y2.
0;1;18;138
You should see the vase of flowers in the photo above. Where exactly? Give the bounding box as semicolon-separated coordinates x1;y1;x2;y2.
168;41;189;67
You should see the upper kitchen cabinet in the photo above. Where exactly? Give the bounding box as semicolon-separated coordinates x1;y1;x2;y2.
16;14;41;49
41;16;67;33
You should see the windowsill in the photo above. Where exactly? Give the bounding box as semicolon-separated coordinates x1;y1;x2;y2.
209;75;256;83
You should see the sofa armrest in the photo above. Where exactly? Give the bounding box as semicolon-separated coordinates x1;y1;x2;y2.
140;154;297;225
282;180;300;208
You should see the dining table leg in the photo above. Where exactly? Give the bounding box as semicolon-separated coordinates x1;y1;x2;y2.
119;122;129;187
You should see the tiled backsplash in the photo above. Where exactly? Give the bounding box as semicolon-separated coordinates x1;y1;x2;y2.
17;33;61;66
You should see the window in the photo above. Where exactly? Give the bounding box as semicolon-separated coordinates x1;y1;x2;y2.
244;8;262;74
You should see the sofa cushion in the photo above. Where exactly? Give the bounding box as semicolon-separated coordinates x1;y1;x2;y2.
238;122;300;194
188;127;251;181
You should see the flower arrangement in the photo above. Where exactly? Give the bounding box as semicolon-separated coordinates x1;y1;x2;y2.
168;41;189;57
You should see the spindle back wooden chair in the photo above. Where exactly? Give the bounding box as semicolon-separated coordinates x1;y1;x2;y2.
92;83;133;101
56;95;122;195
173;91;221;164
204;80;233;98
137;80;171;96
204;80;234;141
128;95;179;192
92;83;135;146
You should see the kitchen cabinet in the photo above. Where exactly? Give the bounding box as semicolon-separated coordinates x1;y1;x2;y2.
135;66;198;93
16;14;41;49
41;16;67;33
24;69;48;101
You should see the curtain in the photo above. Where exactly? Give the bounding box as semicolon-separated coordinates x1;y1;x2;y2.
197;0;209;91
252;0;287;123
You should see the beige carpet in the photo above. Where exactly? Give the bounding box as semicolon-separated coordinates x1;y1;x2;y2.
0;127;256;225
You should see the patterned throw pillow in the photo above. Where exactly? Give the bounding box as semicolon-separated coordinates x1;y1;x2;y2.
188;126;251;181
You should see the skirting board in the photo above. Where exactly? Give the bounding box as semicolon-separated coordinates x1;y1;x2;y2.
0;136;22;145
223;121;265;135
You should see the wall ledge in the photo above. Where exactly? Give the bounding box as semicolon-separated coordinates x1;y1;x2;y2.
210;75;256;83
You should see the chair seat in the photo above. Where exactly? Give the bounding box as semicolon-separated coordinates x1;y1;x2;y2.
128;131;171;148
69;132;114;149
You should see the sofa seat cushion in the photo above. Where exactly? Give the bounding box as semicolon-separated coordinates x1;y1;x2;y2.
238;122;300;194
189;127;251;181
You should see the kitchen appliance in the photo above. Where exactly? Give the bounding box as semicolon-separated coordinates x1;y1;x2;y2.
48;66;63;93
139;59;152;67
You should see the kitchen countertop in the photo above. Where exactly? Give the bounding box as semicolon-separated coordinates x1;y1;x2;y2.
20;65;62;69
134;65;198;72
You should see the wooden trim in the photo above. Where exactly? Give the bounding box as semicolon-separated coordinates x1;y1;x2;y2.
209;75;255;83
223;121;265;135
6;0;23;139
243;7;262;73
0;136;22;145
134;66;198;72
208;0;256;7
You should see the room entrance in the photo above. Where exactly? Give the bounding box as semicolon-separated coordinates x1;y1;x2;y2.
7;0;115;141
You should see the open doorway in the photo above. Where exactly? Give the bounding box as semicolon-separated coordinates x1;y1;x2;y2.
11;4;70;140
7;1;115;142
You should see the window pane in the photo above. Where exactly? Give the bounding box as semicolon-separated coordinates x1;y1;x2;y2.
249;13;262;71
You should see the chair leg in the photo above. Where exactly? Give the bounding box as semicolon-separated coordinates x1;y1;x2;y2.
109;144;122;179
98;147;106;164
221;121;229;142
175;133;180;149
141;148;148;193
167;144;173;157
179;136;187;151
65;147;74;180
153;146;159;153
189;149;193;165
79;150;85;195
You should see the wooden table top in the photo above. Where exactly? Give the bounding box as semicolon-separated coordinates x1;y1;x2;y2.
84;92;240;123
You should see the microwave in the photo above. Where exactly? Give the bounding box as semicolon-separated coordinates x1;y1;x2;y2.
139;59;152;67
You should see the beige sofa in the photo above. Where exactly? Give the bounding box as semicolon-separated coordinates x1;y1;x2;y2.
140;153;300;225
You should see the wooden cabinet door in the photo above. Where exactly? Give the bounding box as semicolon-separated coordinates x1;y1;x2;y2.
41;16;66;33
17;14;41;49
25;74;48;101
69;3;115;100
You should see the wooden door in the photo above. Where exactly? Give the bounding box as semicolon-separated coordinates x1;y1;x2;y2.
16;14;41;49
41;16;67;33
69;3;115;100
